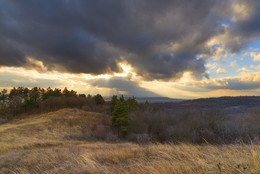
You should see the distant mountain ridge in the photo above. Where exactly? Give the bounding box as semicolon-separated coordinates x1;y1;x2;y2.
153;96;260;116
105;96;184;103
135;97;184;103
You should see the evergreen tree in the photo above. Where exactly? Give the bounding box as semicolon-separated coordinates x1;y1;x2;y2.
42;87;54;99
79;94;86;98
53;88;62;97
126;97;139;112
63;87;71;96
0;89;8;111
144;100;151;111
112;100;129;134
119;95;125;102
110;95;118;112
94;94;105;105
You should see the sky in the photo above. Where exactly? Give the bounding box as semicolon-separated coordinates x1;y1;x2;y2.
1;0;260;99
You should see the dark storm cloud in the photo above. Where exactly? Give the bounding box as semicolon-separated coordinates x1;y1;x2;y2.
0;0;259;80
222;0;260;53
132;52;208;80
90;77;160;97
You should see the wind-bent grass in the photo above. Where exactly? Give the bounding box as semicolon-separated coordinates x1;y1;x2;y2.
1;143;259;174
0;109;259;174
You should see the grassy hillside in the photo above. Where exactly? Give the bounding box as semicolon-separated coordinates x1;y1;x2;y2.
0;108;111;155
0;109;259;174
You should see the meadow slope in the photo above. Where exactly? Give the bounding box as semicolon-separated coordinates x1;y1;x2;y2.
0;108;259;174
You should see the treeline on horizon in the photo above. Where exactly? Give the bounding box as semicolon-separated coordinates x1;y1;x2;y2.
0;87;151;120
0;87;109;118
0;87;260;144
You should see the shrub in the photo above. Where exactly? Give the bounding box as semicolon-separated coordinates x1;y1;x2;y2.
106;132;120;142
127;111;149;134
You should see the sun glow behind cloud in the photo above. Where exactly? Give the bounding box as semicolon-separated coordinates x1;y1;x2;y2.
0;62;139;96
2;60;260;99
1;0;260;98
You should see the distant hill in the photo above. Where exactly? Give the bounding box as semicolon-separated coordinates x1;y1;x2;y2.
153;96;260;116
105;96;183;103
135;97;184;103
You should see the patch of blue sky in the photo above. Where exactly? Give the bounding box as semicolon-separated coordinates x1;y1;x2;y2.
238;41;260;70
248;40;260;50
221;19;232;26
206;43;260;79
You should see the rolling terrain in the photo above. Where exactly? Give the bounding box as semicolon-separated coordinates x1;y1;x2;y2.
0;108;259;174
153;96;260;116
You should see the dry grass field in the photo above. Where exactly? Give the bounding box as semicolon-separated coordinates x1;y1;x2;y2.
0;109;259;174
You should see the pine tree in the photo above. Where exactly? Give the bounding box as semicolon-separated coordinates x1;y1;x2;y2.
126;97;139;112
112;100;129;134
94;94;105;105
144;100;151;111
110;95;118;112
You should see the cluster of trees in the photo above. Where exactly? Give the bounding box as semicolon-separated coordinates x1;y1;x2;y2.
0;87;105;120
0;86;154;138
110;95;139;136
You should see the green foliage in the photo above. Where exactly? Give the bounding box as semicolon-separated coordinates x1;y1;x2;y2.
126;97;139;112
110;95;118;112
119;95;125;102
9;87;29;99
42;87;63;99
0;89;8;116
144;100;151;111
79;94;86;98
110;95;139;113
138;100;153;112
94;94;105;105
63;87;77;97
0;87;98;119
112;100;129;133
0;89;8;102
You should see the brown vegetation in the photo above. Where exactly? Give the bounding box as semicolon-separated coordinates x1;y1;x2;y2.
1;88;260;173
0;108;259;174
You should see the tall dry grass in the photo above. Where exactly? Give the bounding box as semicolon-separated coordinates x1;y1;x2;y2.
0;108;259;174
0;142;259;174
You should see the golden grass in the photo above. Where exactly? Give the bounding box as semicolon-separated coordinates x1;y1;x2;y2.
0;108;109;155
0;109;259;174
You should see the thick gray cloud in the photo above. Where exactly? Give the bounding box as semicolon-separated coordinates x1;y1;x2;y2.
222;0;260;52
90;77;160;97
0;0;259;80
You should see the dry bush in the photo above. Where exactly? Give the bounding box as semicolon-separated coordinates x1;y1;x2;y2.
91;125;110;140
127;107;260;144
127;111;149;134
128;133;151;144
105;132;120;142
